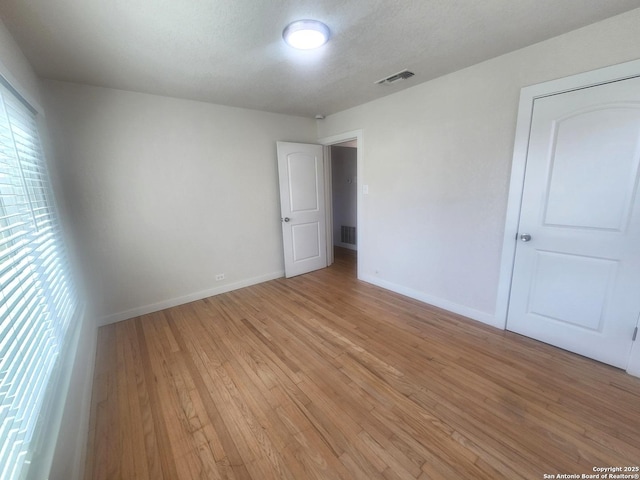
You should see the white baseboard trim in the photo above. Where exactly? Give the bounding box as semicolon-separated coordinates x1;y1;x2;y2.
360;274;501;329
335;242;357;251
98;270;285;326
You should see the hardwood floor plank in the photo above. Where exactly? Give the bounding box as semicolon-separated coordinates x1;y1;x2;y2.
165;308;253;480
85;250;640;479
115;324;136;479
133;317;180;480
120;321;152;480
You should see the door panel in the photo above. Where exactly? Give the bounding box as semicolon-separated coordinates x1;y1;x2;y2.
544;107;640;230
288;154;320;212
507;77;640;368
292;223;321;261
277;142;327;278
527;251;616;331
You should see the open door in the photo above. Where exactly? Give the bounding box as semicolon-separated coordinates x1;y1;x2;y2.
277;141;327;278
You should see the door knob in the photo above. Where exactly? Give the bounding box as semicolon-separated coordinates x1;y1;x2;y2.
520;233;532;242
283;217;291;222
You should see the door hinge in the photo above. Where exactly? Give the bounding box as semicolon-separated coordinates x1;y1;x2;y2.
633;326;638;342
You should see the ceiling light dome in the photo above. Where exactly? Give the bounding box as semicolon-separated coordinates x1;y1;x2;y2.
283;20;330;50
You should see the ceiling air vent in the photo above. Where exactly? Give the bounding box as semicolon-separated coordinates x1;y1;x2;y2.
375;69;415;85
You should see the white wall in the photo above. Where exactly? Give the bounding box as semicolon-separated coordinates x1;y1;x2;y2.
331;146;357;250
317;8;640;327
40;80;318;324
0;18;96;480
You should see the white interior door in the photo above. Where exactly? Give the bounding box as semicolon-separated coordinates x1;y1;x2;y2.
507;76;640;368
277;141;327;278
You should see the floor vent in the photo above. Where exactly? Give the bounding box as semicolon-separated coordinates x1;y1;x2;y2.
375;69;415;85
341;226;356;245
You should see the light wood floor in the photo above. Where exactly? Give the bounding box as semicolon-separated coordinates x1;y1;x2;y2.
85;249;640;480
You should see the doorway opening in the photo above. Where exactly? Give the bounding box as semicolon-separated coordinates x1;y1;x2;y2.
329;140;358;273
319;129;363;279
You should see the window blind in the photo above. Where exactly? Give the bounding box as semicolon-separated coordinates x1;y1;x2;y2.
0;80;77;479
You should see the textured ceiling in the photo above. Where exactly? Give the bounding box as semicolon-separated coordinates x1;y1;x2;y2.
1;0;639;117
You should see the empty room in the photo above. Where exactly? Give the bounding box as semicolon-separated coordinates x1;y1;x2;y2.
1;1;640;479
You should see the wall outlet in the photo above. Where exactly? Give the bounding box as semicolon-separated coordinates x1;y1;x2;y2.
215;273;225;281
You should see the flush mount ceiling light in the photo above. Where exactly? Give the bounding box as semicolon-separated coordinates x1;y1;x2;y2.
283;19;330;50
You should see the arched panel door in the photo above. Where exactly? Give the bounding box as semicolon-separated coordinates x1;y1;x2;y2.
508;77;640;368
277;141;327;278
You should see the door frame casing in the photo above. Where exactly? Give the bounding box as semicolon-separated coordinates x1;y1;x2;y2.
318;129;364;280
495;58;640;376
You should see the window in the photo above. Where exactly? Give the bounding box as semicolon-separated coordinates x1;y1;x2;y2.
0;79;78;479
